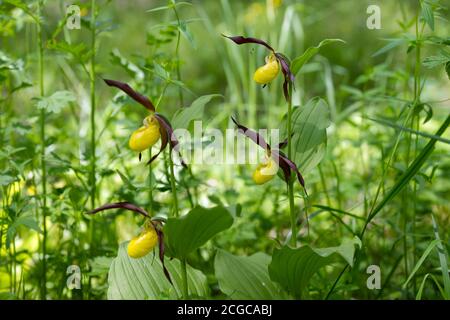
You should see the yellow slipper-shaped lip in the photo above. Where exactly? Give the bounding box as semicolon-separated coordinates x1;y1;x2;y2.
253;55;280;85
129;116;161;152
127;226;158;259
253;156;279;185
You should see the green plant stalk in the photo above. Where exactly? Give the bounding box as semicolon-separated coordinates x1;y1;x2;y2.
168;148;188;297
9;243;12;291
286;83;297;247
37;0;47;300
172;5;199;207
148;149;153;212
412;115;419;293
87;0;96;299
287;180;296;247
156;83;182;217
318;165;331;206
173;5;184;107
89;0;97;211
248;52;256;128
362;106;415;238
181;258;188;299
12;241;16;293
168;149;179;218
409;14;424;293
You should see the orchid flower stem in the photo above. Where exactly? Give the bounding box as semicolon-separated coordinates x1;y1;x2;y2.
150;84;169;213
148;149;153;212
181;258;188;299
88;0;97;248
288;181;296;247
173;5;184;107
168;148;179;218
37;0;47;300
90;0;96;210
286;83;297;247
87;0;97;299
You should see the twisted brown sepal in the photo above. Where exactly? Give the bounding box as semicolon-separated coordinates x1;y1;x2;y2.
103;79;155;112
272;150;307;194
231;116;270;151
154;222;173;285
231;117;306;193
87;202;150;218
277;134;294;150
148;114;187;168
222;34;275;52
274;53;295;102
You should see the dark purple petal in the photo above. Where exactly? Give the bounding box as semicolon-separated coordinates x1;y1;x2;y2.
278;137;289;149
155;114;178;149
222;34;274;52
275;53;295;102
86;202;150;218
272;150;291;180
275;53;295;82
147;113;187;168
282;80;289;101
104;79;155;112
271;149;307;193
155;228;173;285
282;156;305;188
146;115;169;166
231;116;270;151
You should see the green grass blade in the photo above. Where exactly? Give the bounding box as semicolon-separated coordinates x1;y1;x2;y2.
368;117;450;145
431;215;450;299
416;273;446;300
403;239;440;289
313;205;365;220
416;273;431;300
367;114;450;224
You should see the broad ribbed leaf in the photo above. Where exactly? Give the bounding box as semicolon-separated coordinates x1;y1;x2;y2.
268;237;361;298
172;94;222;129
108;243;209;299
165;206;233;259
215;250;288;299
285;97;331;174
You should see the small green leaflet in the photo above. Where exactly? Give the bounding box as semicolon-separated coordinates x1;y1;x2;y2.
172;94;222;129
421;1;434;31
6;213;42;249
291;39;345;76
35;91;76;114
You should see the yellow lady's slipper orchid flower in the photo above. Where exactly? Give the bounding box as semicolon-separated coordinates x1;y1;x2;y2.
271;0;283;8
127;225;158;259
128;115;161;152
253;54;280;85
253;156;279;185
